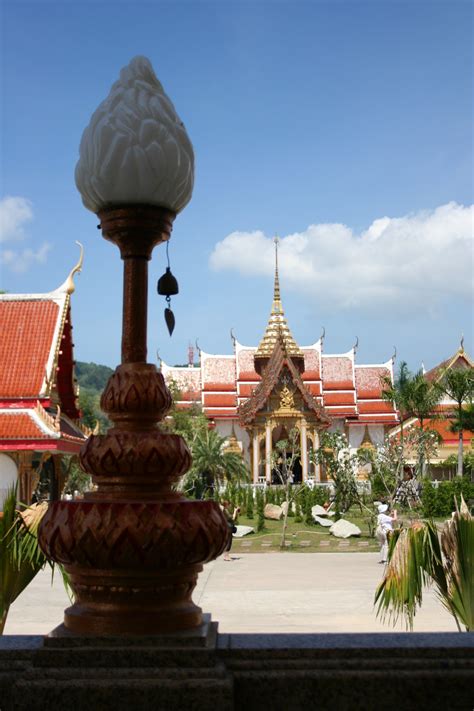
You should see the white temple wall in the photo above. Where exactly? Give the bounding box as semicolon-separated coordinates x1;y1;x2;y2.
368;424;385;445
328;419;344;434
0;453;18;510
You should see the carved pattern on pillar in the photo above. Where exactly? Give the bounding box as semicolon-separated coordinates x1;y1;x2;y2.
39;206;230;635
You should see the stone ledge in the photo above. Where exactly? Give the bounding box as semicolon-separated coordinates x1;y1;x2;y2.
0;632;472;711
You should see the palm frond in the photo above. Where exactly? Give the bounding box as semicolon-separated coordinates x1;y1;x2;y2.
375;502;473;632
375;523;440;630
440;498;473;631
0;488;50;633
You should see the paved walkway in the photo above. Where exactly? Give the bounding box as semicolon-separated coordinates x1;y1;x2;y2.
4;553;457;635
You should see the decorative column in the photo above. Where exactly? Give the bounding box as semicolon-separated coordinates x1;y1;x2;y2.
314;430;321;482
300;420;308;481
252;431;260;484
265;419;272;483
38;57;229;636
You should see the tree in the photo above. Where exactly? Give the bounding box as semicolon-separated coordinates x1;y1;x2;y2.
381;361;412;479
269;429;301;549
190;427;249;495
78;387;109;433
403;370;442;478
314;432;360;519
375;498;473;632
436;368;474;477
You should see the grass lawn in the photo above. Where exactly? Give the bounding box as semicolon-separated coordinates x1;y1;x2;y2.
230;509;440;553
231;513;378;553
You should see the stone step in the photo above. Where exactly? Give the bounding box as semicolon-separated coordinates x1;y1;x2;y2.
11;674;233;711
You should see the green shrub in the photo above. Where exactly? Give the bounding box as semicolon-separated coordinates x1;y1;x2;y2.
422;478;474;518
257;489;265;531
294;498;302;523
304;495;313;527
246;488;254;519
421;479;437;518
311;486;327;506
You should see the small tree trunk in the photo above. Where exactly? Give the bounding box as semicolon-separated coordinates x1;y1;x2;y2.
457;430;463;478
280;482;290;549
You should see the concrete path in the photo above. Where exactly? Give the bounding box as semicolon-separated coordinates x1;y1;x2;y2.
3;553;457;635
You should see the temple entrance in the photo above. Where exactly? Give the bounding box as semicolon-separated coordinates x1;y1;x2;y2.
271;424;302;484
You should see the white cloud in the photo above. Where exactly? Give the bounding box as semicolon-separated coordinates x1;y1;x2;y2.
0;196;33;243
0;196;51;274
1;243;52;274
209;202;474;312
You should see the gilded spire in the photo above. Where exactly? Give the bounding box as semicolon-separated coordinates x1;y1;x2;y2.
255;237;303;360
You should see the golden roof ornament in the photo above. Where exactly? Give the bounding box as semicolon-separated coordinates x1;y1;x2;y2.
223;422;242;455
254;237;304;362
360;425;374;450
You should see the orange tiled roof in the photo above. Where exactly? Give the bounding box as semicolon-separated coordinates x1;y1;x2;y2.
0;408;85;447
0;300;59;397
0;413;48;439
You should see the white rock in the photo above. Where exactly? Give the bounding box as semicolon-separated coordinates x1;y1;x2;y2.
233;525;254;538
281;501;289;515
314;515;333;527
75;56;194;214
329;519;361;538
312;504;335;518
264;503;283;520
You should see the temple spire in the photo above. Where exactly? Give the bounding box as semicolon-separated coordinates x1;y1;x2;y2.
272;236;281;310
254;236;303;364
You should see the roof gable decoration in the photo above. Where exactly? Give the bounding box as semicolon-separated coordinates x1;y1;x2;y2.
0;244;83;419
425;344;474;383
239;336;329;426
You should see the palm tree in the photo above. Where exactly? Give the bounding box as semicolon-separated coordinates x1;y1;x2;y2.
404;370;442;477
0;488;50;634
191;427;249;494
375;498;473;632
436;368;474;477
381;361;413;479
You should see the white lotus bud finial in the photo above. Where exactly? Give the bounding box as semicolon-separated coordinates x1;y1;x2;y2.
75;56;194;214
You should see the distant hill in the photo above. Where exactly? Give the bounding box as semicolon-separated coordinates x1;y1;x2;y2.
75;362;114;431
75;361;114;393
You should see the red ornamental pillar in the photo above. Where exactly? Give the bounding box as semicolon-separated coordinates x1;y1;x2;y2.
39;205;230;635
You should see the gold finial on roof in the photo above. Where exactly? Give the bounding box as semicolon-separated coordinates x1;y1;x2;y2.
254;237;303;361
360;425;374;449
54;241;84;295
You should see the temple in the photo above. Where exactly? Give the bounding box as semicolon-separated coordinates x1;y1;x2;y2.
0;248;87;507
162;241;398;483
390;344;474;476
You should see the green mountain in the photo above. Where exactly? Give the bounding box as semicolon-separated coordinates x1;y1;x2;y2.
75;361;114;392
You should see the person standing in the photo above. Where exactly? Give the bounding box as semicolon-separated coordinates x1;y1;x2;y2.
376;503;397;564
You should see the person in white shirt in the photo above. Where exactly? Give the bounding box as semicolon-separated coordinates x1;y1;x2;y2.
376;503;397;564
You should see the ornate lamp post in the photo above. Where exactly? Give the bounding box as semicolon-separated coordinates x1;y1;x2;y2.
39;57;229;635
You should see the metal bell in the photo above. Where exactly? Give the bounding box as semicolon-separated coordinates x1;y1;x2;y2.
157;267;179;296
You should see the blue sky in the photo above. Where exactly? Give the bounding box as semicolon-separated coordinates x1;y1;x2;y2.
1;0;472;372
